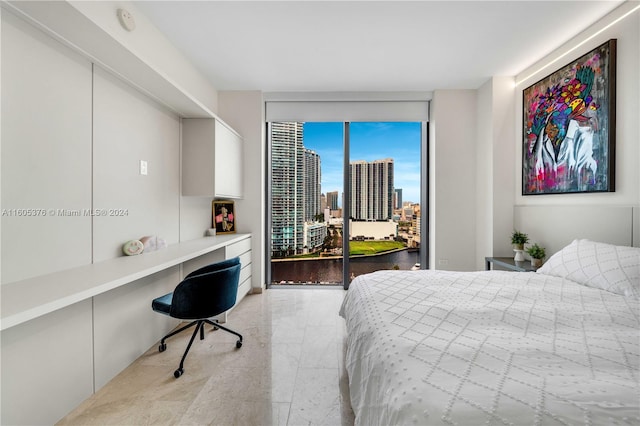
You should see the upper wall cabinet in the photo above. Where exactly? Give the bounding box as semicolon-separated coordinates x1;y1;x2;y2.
182;118;244;198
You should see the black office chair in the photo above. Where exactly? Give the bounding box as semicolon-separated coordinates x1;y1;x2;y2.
151;257;243;378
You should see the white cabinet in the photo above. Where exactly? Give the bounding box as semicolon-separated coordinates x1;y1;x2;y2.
226;236;252;304
182;118;243;198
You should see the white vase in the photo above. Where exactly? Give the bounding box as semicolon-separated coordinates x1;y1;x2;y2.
514;249;525;261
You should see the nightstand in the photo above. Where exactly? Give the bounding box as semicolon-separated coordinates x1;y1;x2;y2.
485;256;537;272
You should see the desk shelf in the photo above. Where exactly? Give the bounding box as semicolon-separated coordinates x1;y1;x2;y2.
1;234;250;331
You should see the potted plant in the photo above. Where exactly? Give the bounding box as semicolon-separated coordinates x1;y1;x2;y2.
511;230;529;250
526;243;546;268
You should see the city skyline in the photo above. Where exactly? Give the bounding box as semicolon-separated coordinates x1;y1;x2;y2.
303;122;421;205
270;121;420;257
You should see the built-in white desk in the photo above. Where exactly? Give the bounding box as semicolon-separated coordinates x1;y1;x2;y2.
1;234;252;426
1;234;251;331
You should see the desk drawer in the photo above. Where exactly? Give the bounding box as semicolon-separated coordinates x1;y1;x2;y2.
226;237;251;259
237;275;251;300
238;251;251;269
239;261;251;285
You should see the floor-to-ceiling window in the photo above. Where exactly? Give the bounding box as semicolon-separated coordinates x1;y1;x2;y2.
266;99;429;289
347;122;422;283
269;122;344;285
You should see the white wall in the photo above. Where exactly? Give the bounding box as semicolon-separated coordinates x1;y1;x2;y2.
180;197;216;241
475;77;517;269
512;2;640;253
1;10;93;283
429;90;478;271
1;4;3;314
514;205;634;257
476;81;493;268
92;66;181;262
491;78;517;257
218;91;265;291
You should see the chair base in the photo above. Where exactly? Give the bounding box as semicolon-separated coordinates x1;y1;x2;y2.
159;319;243;378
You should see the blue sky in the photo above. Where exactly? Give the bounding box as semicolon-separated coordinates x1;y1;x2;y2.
303;122;422;205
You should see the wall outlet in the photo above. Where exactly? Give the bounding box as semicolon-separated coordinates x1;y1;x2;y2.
140;160;148;175
438;259;449;266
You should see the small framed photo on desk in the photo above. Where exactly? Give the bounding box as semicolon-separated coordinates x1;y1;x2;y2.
212;200;236;234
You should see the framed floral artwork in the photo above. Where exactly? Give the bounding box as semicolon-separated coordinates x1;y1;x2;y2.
522;39;616;195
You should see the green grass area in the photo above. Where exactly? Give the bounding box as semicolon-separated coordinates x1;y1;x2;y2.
279;240;406;260
349;240;405;256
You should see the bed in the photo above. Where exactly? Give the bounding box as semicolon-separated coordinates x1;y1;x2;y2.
340;239;640;425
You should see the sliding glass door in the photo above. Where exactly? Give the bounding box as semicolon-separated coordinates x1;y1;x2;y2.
347;122;422;282
268;120;426;289
269;122;344;285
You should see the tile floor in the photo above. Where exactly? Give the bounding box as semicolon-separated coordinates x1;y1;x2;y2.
57;288;355;426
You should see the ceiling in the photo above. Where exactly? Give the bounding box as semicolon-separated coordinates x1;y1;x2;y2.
132;1;625;93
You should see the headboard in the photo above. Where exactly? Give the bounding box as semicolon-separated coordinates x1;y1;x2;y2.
514;205;639;257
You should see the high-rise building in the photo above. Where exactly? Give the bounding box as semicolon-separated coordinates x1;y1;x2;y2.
304;148;321;221
303;221;327;253
402;206;414;221
326;191;339;210
394;188;403;209
270;122;304;256
350;158;394;220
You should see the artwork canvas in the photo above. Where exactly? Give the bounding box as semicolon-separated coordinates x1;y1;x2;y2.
212;200;236;234
523;39;616;195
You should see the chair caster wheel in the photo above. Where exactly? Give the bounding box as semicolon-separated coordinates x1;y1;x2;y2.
236;340;242;349
174;368;183;378
159;343;167;352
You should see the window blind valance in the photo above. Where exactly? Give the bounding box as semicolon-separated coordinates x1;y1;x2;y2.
265;100;429;122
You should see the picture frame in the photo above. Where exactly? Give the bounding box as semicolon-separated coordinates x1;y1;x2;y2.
212;200;236;234
522;39;616;195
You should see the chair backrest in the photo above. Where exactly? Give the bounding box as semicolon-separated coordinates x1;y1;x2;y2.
170;258;241;320
184;256;240;279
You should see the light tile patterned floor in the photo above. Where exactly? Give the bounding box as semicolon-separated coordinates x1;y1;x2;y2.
57;288;355;426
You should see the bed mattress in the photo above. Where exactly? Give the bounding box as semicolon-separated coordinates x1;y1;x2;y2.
340;269;639;425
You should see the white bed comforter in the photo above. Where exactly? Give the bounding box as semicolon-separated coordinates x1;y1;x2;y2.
339;270;640;426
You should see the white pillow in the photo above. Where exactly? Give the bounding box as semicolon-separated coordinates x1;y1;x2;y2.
537;239;640;299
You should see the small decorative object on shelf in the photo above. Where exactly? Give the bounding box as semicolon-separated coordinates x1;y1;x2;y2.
122;239;144;256
139;235;167;252
526;243;546;268
511;230;529;260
